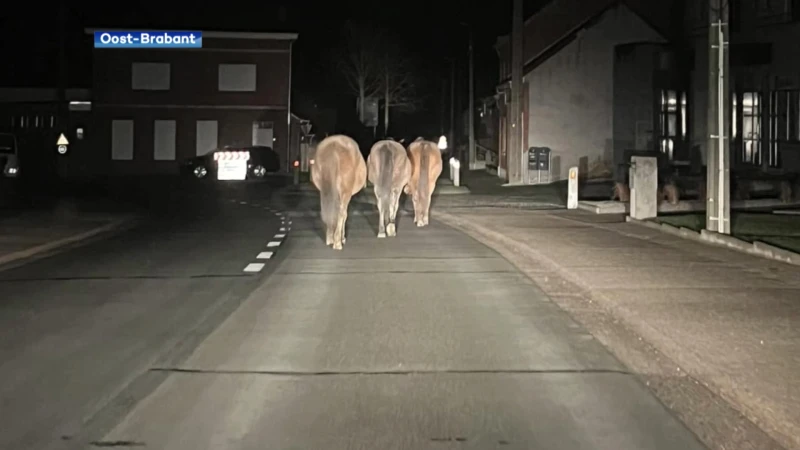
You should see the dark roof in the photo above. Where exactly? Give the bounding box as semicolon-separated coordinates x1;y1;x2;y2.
496;0;677;74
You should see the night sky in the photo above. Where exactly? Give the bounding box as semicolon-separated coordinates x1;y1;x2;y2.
1;0;548;138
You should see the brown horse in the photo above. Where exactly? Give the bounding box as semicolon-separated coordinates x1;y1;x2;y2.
404;139;443;227
311;135;367;250
367;140;412;238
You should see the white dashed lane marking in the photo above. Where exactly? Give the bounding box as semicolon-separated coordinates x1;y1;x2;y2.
243;263;265;273
234;202;290;273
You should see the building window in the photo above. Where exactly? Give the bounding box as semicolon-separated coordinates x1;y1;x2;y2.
767;90;800;168
195;120;219;156
735;92;762;165
658;90;687;160
252;121;274;146
218;64;257;92
154;120;176;161
111;119;134;160
131;62;171;91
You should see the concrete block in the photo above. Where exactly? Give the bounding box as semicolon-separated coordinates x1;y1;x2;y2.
699;229;752;251
659;223;684;237
629;156;658;220
434;185;471;195
752;241;800;266
679;227;701;240
625;217;661;230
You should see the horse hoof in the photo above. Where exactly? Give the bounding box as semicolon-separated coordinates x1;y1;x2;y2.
333;242;343;250
386;223;396;236
342;237;346;244
377;232;386;238
416;221;424;227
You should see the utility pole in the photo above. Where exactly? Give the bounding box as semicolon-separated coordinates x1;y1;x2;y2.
440;76;447;136
56;0;68;181
383;63;390;136
57;1;67;119
468;25;476;169
508;0;524;184
449;58;455;154
706;0;730;234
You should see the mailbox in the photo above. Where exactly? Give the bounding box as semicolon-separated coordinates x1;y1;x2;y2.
526;147;552;184
536;147;551;171
528;147;539;171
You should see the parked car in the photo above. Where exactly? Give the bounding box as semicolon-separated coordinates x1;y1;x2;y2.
0;132;20;178
180;146;280;180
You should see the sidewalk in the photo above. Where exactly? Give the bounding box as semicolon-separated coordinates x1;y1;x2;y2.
435;207;800;450
0;204;138;268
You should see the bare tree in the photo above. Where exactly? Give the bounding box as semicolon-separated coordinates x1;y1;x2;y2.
380;53;421;135
334;21;384;125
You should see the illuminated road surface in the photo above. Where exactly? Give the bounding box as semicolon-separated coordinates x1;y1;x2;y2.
0;186;707;450
90;192;705;450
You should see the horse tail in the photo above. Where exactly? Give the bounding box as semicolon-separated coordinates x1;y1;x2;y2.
378;144;394;191
319;172;340;226
419;145;430;200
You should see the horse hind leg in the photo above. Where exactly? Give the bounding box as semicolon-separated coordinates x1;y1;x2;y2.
412;192;423;227
422;191;433;226
333;195;351;250
325;219;335;246
376;190;387;238
386;189;401;236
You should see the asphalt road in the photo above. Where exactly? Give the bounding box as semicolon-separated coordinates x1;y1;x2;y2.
1;182;708;450
0;180;290;450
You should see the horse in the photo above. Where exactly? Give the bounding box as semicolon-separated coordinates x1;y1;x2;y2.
367;140;412;238
310;134;367;250
404;139;443;227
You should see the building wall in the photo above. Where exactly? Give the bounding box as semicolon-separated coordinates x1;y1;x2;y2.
524;5;665;182
89;35;294;176
687;1;800;170
86;107;287;175
92;49;290;107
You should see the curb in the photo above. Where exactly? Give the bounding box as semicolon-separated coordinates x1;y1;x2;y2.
625;216;800;266
0;215;140;268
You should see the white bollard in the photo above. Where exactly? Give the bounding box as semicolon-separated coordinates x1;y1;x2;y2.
629;156;658;220
567;166;578;209
450;157;461;187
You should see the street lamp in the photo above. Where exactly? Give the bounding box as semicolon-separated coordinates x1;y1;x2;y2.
438;135;448;150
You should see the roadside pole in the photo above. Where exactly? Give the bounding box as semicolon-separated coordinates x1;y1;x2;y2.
706;0;731;234
508;0;524;184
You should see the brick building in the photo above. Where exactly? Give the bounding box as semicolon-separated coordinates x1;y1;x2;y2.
83;29;298;175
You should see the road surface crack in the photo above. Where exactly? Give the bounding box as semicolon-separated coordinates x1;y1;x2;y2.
90;440;146;447
150;367;630;376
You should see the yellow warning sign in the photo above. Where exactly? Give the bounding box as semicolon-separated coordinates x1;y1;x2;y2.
56;133;69;146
